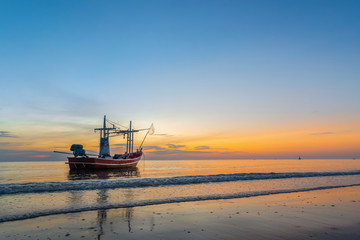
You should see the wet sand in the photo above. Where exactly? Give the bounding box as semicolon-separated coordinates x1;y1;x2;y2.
1;186;360;240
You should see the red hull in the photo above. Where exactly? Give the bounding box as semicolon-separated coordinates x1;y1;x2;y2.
67;153;142;169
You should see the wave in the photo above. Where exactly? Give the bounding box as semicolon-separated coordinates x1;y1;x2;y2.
1;170;360;195
1;184;359;223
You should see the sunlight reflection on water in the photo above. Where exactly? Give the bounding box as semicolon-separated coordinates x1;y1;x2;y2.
1;159;360;183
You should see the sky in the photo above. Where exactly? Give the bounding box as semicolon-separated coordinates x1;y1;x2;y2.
0;0;359;161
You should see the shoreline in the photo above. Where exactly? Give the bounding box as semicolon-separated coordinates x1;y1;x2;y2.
1;186;360;239
1;158;359;162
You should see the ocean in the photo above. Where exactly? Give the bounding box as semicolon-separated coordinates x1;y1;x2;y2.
1;159;360;224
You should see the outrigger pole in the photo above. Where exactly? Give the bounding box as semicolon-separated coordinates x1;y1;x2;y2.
53;150;98;156
53;151;73;155
139;123;154;150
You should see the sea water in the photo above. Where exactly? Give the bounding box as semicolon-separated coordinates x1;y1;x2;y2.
0;159;360;223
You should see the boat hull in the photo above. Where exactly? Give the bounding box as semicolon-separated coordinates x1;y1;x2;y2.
67;155;141;169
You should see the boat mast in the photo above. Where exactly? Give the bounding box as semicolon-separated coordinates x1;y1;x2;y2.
130;121;134;153
94;115;115;157
125;121;129;154
126;121;134;154
132;124;134;153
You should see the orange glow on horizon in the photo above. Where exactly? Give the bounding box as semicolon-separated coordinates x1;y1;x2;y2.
1;118;359;159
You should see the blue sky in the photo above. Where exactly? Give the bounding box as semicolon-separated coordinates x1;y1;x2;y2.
0;0;359;160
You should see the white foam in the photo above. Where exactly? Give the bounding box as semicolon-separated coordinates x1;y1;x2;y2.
1;170;360;195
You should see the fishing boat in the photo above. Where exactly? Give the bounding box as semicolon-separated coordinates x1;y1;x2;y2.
61;116;154;169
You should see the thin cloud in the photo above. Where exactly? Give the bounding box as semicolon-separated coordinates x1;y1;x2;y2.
153;133;173;137
166;144;186;149
144;146;167;151
310;131;335;135
112;143;126;147
0;131;18;138
194;145;229;151
147;149;248;160
32;154;50;158
151;149;214;155
0;150;65;162
152;149;247;155
194;145;211;150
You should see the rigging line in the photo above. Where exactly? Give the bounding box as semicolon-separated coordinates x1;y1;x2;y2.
139;126;151;149
113;122;128;129
106;119;128;129
105;119;120;127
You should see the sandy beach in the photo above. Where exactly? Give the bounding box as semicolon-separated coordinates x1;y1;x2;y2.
1;186;359;240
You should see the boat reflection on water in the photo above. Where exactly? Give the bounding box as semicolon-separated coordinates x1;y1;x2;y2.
66;167;139;239
97;189;108;238
94;189;135;238
67;167;140;181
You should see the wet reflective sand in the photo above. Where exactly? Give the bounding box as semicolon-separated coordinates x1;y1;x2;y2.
1;186;359;240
